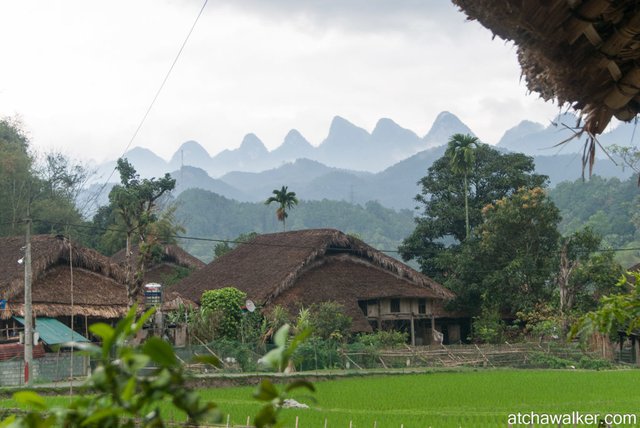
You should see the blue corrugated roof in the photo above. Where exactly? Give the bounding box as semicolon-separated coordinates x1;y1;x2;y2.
14;317;89;345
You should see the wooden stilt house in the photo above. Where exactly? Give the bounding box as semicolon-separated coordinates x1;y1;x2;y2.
0;234;129;345
173;229;466;345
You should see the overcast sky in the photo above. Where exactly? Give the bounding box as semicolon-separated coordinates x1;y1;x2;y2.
0;0;562;164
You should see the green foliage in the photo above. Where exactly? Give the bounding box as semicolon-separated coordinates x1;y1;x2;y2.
399;143;547;281
578;355;612;370
516;304;561;340
572;272;639;339
0;118;88;239
309;302;352;341
293;337;343;371
208;338;258;372
445;133;479;240
447;187;561;316
213;231;259;260
105;158;177;306
471;306;507;343
527;352;612;370
0;117;33;236
550;175;638;250
159;265;193;287
557;228;624;321
0;306;221;427
527;352;575;369
264;305;291;339
477;187;560;312
200;287;247;340
355;330;408;349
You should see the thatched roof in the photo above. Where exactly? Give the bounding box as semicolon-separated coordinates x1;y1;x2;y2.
172;229;455;330
453;0;640;170
111;244;205;285
0;235;129;319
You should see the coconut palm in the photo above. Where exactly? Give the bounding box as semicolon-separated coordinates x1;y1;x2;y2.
445;133;479;240
265;185;299;231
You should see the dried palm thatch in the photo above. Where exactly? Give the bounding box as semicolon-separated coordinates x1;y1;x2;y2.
452;0;640;174
172;229;455;331
0;235;129;320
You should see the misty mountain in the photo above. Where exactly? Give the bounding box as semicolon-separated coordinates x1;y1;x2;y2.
209;133;270;175
369;118;424;170
314;116;372;170
424;111;475;149
269;129;315;165
220;158;371;202
93;147;168;184
496;112;640;158
94;111;476;178
168;140;212;172
172;166;248;201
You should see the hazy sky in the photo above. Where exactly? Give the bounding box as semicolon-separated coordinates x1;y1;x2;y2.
0;0;562;164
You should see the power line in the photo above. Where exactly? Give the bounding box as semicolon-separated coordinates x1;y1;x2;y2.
26;217;640;257
78;0;209;217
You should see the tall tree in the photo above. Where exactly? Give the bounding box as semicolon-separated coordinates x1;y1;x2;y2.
0;117;33;235
0;118;88;238
556;228;623;333
445;133;478;240
109;158;176;307
265;186;298;231
399;143;548;281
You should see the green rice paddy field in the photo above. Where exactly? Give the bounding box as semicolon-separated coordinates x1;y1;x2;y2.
3;369;640;427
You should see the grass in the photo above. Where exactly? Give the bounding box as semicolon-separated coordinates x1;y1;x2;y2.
193;369;640;426
2;369;640;427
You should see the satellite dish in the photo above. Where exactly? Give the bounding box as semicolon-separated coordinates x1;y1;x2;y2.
245;299;256;313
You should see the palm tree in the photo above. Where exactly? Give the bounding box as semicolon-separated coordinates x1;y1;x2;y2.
265;185;299;231
445;133;479;241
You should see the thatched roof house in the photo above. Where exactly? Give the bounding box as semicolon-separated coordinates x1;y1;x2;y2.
173;229;464;344
0;235;128;321
111;243;205;285
453;0;640;169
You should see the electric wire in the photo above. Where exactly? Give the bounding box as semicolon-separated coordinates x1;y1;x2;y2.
26;217;640;257
78;0;209;217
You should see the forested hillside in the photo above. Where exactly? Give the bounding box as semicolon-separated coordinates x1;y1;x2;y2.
173;189;415;262
549;175;640;267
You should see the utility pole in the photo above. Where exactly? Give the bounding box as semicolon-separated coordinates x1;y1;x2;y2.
23;216;33;386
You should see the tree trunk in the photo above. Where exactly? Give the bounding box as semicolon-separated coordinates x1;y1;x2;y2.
558;241;576;336
464;173;470;240
125;234;136;309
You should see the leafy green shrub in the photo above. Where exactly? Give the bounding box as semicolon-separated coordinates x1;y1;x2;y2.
188;306;224;342
293;337;342;371
528;352;575;369
472;307;506;343
356;330;408;349
200;287;247;340
209;338;258;372
578;355;613;370
309;301;352;341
